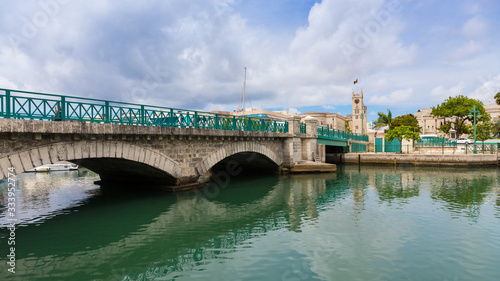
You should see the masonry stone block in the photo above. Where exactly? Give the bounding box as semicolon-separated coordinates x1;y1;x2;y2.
163;160;175;176
153;153;162;168
134;147;144;162
49;145;59;163
108;142;116;158
138;147;148;163
146;151;156;167
80;142;90;159
39;146;51;165
55;143;68;162
122;143;131;159
96;141;104;158
0;157;11;178
9;153;25;174
19;151;33;171
89;141;97;158
73;142;82;160
115;142;123;158
30;149;42;168
102;142;110;158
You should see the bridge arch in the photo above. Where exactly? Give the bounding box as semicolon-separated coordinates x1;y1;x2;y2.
0;140;184;185
195;141;283;176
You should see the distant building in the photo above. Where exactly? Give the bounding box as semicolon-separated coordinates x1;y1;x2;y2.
213;89;369;135
414;102;500;138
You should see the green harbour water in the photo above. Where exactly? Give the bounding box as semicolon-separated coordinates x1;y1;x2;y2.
1;165;500;280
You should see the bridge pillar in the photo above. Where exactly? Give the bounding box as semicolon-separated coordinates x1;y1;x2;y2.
302;117;319;161
283;116;302;167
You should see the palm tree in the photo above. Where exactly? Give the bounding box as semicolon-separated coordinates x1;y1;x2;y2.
374;108;393;129
495;92;500;105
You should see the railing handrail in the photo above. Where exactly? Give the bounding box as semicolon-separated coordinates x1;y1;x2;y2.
0;88;288;133
316;125;368;142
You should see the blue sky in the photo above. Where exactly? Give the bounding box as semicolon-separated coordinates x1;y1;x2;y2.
1;0;499;122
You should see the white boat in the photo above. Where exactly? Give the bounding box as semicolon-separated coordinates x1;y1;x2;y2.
27;163;79;173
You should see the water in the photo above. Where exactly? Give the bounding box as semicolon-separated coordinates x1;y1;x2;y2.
1;166;499;281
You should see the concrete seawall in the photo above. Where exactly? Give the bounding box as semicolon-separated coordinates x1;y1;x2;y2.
344;153;500;167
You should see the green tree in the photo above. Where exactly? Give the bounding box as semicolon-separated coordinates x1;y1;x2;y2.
476;121;494;143
390;114;421;132
373;108;393;130
495;92;500;105
344;120;352;133
385;125;420;143
431;95;490;136
493;121;500;138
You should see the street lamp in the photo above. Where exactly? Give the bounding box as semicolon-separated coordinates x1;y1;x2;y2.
468;104;481;154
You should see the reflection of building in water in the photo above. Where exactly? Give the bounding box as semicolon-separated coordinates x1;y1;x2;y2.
286;174;331;232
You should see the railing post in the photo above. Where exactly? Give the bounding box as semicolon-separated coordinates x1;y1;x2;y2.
5;90;11;119
140;105;145;125
232;116;237;130
61;96;66;121
105;101;110;123
169;109;174;127
215;114;220;130
194;112;199;129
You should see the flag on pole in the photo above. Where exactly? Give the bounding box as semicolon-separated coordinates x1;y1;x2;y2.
353;79;358;85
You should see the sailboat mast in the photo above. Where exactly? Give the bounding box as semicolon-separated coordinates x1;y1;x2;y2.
242;67;246;112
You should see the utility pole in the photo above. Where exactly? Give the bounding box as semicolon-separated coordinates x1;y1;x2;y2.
469;104;481;154
242;67;246;112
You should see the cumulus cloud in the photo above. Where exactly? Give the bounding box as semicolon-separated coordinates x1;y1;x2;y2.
462;16;489;38
368;88;413;105
469;74;500;103
450;40;483;60
430;82;466;102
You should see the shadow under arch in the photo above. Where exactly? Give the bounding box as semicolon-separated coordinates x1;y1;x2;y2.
196;141;283;176
0;140;184;185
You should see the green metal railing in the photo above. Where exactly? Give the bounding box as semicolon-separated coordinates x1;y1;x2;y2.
0;88;288;133
300;123;306;134
316;126;368;142
416;137;457;147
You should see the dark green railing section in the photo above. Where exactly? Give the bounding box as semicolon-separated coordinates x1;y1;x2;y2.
316;126;368;142
300;123;306;134
416;137;457;147
0;88;288;133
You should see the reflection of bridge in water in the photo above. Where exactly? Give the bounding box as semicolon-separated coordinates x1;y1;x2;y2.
10;173;349;280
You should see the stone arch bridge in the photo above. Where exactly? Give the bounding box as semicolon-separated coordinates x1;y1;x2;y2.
0;117;322;186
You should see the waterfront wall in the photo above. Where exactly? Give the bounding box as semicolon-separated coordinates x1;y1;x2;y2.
344;153;499;167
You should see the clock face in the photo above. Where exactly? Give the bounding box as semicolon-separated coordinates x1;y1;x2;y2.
354;99;360;104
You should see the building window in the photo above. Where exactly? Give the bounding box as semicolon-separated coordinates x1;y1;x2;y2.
355;115;358;119
355;126;359;130
355;109;359;114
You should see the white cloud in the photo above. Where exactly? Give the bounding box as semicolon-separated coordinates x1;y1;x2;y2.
322;104;336;110
368;88;413;105
450;40;483;61
469;74;500;103
287;107;301;114
462;16;488;38
430;82;466;102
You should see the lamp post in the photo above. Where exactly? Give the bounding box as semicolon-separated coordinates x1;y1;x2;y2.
468;104;481;154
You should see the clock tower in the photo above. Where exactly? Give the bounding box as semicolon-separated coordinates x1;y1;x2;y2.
352;89;367;135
